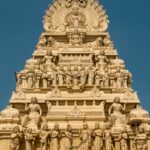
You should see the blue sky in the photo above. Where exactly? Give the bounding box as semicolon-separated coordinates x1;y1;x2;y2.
0;0;150;111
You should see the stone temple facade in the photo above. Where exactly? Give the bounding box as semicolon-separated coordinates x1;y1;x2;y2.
0;0;150;150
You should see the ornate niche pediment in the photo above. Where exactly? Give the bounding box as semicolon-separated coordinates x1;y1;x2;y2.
43;0;109;33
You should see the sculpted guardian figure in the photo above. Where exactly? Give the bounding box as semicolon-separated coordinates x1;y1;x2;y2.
10;126;22;150
79;123;91;150
46;101;52;116
115;67;124;89
72;65;80;89
88;65;95;86
58;66;65;86
65;65;72;87
64;124;73;150
23;97;42;130
93;122;103;150
39;125;50;150
79;65;88;87
103;124;114;150
51;123;61;150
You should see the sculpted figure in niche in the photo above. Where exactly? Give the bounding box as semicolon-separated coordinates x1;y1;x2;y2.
134;126;147;150
51;123;61;150
65;11;86;27
93;122;103;150
79;65;88;87
72;65;80;89
109;97;126;127
103;35;114;48
65;65;72;87
96;51;108;69
96;37;104;47
34;69;42;89
25;128;35;150
79;123;91;150
43;55;54;74
27;72;35;89
39;125;50;150
115;67;124;89
23;97;42;130
64;124;73;150
51;66;58;86
68;29;84;46
10;126;22;150
109;97;125;116
118;128;128;150
15;73;22;89
95;68;105;87
103;124;114;150
58;66;65;86
47;36;55;47
88;65;96;86
42;71;48;88
46;101;52;116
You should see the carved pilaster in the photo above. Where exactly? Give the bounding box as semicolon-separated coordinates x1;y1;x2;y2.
112;132;121;150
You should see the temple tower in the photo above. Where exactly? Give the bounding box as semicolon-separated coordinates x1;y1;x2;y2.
0;0;150;150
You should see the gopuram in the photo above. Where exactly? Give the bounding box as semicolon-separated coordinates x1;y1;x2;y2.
0;0;150;150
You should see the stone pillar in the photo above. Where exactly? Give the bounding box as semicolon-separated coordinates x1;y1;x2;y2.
129;134;136;150
113;132;121;150
0;132;11;150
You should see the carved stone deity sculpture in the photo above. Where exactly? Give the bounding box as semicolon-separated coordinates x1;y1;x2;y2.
103;35;114;48
79;65;88;87
22;97;42;130
27;72;35;89
134;126;147;150
79;123;91;150
65;65;73;88
93;122;103;150
72;65;80;89
96;37;104;47
46;101;52;116
68;29;85;46
88;65;95;86
65;11;86;27
96;51;108;69
109;97;126;128
115;67;124;89
39;125;50;150
10;126;22;150
51;123;61;150
58;66;65;86
64;124;73;150
25;128;35;150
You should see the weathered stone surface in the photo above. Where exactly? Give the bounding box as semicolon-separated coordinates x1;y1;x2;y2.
0;0;150;149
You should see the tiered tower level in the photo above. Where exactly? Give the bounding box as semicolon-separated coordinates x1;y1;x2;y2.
0;0;150;150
